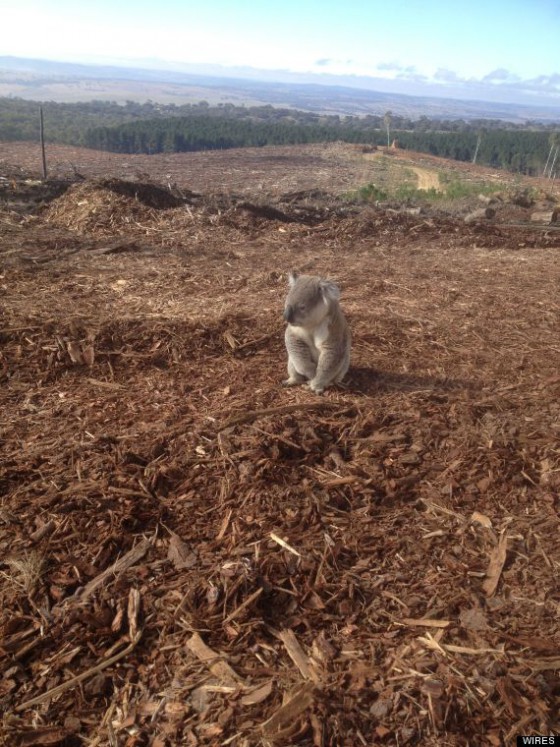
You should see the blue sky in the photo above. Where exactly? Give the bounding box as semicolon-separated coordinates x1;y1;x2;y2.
2;0;560;104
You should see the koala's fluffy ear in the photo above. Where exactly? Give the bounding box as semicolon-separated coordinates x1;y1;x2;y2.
319;279;340;303
288;271;299;287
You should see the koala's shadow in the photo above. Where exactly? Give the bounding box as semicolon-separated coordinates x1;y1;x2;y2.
345;366;476;397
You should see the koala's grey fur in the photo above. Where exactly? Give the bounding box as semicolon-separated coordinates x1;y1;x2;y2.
283;272;351;394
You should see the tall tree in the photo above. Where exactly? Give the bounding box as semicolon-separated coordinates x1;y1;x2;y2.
383;111;392;148
548;145;559;180
543;132;559;176
545;132;559;178
472;127;486;164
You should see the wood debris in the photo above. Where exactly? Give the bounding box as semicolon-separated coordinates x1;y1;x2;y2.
482;533;509;597
1;147;560;744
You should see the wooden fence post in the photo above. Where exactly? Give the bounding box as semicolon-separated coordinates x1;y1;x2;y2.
39;107;48;179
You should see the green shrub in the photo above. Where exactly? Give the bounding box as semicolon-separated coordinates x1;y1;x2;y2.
350;183;389;202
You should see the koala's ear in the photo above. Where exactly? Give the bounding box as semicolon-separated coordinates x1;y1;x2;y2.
320;279;340;303
288;271;299;287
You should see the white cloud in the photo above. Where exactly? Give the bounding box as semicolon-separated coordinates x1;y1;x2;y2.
377;62;417;75
482;68;521;84
527;73;560;91
434;68;462;83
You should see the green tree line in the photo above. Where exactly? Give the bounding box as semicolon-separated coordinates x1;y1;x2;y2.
83;117;556;175
0;96;558;175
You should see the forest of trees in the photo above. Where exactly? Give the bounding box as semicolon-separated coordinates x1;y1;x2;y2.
81;115;557;176
0;97;559;177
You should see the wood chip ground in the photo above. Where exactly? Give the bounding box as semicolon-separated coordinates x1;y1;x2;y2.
1;144;559;746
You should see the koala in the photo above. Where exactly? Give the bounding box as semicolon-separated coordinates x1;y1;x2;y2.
283;272;351;394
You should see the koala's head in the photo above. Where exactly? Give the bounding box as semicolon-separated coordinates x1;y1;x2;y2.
283;272;340;328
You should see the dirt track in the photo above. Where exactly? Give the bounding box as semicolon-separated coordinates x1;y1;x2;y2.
1;145;560;746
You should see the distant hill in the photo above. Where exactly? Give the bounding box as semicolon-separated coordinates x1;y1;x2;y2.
2;56;560;123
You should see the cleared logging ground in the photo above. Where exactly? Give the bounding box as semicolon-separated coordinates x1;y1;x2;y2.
1;142;559;746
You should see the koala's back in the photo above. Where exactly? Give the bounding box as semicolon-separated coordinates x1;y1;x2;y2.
323;306;351;381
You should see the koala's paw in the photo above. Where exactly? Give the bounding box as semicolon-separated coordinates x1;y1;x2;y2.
283;377;302;387
307;379;325;394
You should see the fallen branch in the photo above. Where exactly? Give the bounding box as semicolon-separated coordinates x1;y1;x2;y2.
16;633;142;712
234;329;282;351
17;589;142;712
65;536;153;605
223;588;263;624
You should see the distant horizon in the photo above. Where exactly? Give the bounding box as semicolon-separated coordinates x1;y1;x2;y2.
71;55;560;110
2;55;560;122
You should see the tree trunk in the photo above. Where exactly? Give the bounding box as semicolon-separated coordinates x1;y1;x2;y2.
548;147;558;180
472;135;481;164
543;143;554;176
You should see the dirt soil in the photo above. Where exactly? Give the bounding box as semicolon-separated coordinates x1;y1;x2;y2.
1;143;560;747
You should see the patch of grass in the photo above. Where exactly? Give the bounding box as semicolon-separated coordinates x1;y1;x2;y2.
438;173;502;200
1;551;45;595
349;173;504;205
349;183;389;202
394;185;441;201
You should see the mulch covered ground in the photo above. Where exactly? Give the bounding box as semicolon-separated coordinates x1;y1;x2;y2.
1;156;559;746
